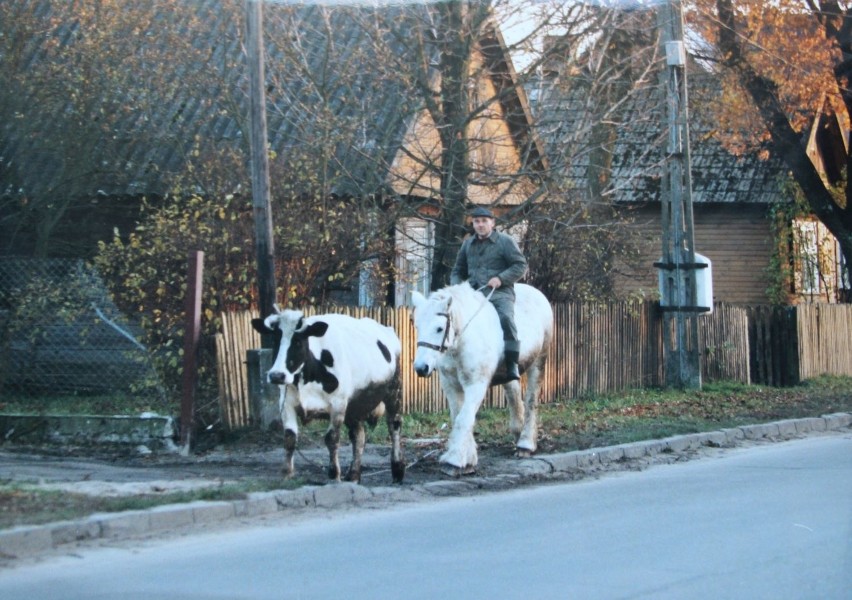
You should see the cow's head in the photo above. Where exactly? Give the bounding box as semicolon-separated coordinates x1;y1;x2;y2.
252;308;329;386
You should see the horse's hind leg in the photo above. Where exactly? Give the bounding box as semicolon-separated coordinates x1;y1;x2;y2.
504;380;524;440
516;356;544;457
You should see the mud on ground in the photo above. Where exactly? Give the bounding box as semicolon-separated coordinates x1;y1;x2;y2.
0;425;719;502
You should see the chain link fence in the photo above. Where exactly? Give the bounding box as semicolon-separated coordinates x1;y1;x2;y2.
0;258;167;411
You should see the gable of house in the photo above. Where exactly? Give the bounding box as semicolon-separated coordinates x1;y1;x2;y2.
389;25;544;208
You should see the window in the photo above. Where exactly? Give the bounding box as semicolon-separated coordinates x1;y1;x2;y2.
394;218;433;307
794;220;820;296
837;239;850;293
792;218;847;301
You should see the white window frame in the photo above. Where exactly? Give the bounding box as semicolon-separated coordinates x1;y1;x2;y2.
394;218;433;307
794;220;820;295
837;239;850;293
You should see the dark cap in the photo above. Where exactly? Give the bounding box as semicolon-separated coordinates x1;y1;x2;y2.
469;206;495;218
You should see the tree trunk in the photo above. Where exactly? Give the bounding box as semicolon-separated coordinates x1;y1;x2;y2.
430;0;473;290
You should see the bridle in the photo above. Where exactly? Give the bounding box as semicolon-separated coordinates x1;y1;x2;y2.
415;286;494;354
416;303;453;353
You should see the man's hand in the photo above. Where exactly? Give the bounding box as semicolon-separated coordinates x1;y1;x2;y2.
487;276;502;289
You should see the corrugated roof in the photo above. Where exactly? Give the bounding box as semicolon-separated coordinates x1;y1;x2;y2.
0;0;433;200
531;61;788;205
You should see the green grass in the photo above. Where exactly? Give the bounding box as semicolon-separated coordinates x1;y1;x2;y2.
374;375;852;453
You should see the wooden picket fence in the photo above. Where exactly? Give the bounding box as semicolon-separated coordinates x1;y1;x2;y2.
214;300;770;429
796;304;852;380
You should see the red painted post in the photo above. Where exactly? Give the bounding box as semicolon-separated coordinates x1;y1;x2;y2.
180;250;204;451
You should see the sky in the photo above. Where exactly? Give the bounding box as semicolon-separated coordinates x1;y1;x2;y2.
260;0;672;71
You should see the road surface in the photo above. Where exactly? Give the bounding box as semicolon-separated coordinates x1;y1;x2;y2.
1;433;850;599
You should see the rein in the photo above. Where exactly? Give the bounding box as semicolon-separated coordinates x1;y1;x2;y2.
416;285;495;353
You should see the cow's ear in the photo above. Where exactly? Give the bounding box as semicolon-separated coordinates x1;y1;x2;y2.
252;318;273;335
303;321;329;338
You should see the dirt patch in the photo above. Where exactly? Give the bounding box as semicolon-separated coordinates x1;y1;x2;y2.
1;435;500;495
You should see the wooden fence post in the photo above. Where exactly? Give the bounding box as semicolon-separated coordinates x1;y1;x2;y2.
180;250;204;452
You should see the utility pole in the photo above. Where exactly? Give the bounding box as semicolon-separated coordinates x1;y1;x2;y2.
655;0;703;389
245;0;277;347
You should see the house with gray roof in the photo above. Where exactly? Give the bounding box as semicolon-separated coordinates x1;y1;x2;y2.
530;29;847;305
0;0;544;306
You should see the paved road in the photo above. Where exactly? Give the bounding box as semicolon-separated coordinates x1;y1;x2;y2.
1;433;849;599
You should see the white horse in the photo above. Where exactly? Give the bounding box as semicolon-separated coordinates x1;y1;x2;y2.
411;282;554;475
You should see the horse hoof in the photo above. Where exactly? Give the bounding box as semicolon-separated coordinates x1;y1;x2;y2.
440;463;476;477
515;448;534;459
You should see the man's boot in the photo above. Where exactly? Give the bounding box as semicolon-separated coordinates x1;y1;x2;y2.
504;350;520;381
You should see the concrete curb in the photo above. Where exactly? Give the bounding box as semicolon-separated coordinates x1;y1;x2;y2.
1;412;849;560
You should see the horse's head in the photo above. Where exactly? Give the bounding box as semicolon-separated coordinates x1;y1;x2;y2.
411;289;455;377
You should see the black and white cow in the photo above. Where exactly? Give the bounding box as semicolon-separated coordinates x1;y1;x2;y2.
251;307;405;484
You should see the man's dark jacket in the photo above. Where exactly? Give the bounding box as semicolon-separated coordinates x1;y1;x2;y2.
450;230;527;297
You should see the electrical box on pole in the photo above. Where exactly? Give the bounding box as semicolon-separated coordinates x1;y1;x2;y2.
656;0;706;389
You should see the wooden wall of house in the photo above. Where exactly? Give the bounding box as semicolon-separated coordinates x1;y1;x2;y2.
613;203;774;305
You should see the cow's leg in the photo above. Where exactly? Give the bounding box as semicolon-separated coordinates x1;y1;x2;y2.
440;380;488;476
387;409;405;483
279;386;300;478
324;412;344;481
516;355;544;457
385;373;405;483
344;415;365;484
504;379;524;440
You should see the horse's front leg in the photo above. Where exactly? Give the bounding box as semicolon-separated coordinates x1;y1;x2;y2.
439;369;463;424
440;380;488;476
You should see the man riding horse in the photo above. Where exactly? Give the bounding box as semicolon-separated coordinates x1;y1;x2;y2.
451;205;527;381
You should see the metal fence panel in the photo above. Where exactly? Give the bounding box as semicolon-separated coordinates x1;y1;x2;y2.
0;258;167;408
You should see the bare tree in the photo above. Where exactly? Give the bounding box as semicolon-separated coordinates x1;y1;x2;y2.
349;0;659;297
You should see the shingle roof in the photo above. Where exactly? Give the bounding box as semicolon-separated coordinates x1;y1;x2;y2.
531;61;788;205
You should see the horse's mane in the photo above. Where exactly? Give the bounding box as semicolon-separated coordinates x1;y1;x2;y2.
432;283;489;323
